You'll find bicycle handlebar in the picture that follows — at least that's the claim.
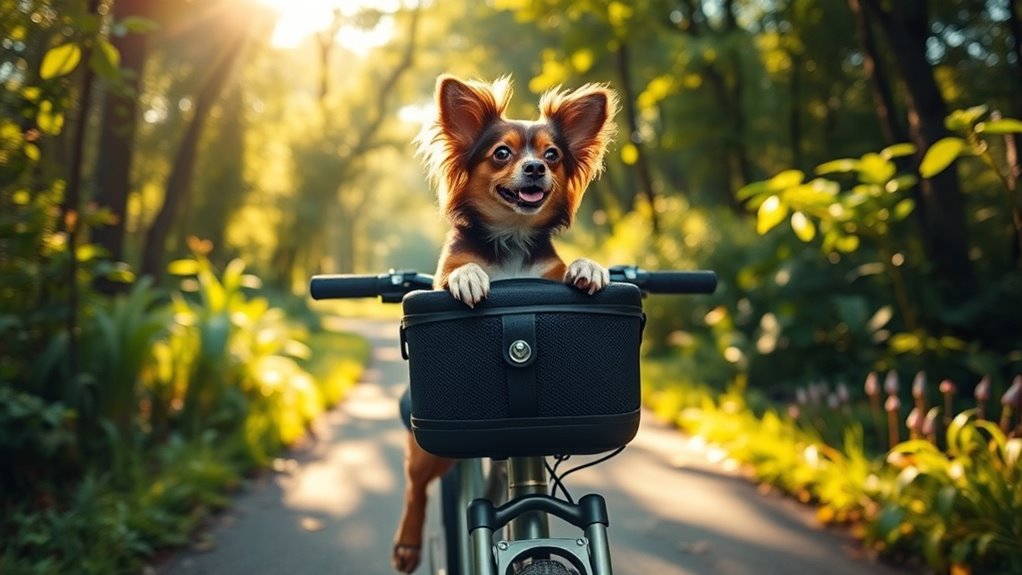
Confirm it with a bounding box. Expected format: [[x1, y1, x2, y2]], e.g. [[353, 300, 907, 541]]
[[309, 266, 716, 302], [309, 270, 434, 303], [607, 266, 717, 294]]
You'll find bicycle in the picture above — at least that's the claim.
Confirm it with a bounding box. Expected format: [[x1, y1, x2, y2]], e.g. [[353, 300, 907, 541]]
[[310, 266, 716, 575]]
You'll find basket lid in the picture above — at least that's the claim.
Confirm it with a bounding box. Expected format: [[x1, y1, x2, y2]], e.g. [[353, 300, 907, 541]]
[[401, 278, 643, 318]]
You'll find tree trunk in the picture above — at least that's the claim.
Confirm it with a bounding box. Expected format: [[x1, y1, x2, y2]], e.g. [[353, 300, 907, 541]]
[[60, 0, 102, 390], [849, 0, 906, 146], [615, 42, 661, 233], [92, 0, 150, 267], [140, 29, 250, 280], [789, 50, 803, 170], [182, 83, 245, 266], [1004, 0, 1022, 262], [864, 0, 975, 300]]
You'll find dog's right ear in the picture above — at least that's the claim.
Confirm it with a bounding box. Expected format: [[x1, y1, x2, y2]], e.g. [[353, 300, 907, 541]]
[[436, 75, 511, 154]]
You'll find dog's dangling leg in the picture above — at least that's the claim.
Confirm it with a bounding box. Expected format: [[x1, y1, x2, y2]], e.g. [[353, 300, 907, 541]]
[[393, 431, 454, 573]]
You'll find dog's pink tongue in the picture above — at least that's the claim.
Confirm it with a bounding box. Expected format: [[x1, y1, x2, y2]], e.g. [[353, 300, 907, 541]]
[[519, 190, 544, 203]]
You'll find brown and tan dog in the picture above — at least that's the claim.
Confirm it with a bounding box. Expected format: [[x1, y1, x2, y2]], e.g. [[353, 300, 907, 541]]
[[393, 75, 618, 573]]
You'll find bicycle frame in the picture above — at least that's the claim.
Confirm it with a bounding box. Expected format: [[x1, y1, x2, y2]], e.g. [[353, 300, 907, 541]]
[[449, 455, 614, 575]]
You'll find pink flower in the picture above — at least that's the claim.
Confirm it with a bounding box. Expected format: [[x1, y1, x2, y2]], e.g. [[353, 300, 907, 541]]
[[865, 372, 879, 397], [912, 371, 926, 399], [884, 370, 900, 395], [885, 395, 901, 412], [922, 407, 941, 436], [939, 379, 956, 395], [1002, 375, 1022, 408], [975, 376, 991, 401], [906, 408, 923, 432]]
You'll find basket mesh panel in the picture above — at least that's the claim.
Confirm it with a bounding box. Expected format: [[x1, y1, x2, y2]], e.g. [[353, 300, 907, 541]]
[[534, 314, 640, 417], [407, 317, 509, 420], [407, 312, 640, 421]]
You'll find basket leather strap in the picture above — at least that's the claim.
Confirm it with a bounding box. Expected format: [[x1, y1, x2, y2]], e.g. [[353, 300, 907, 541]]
[[501, 313, 538, 417]]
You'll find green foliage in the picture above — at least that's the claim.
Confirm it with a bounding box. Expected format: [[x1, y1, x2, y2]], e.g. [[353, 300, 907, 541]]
[[645, 364, 1022, 573], [1, 435, 241, 575], [0, 386, 77, 495], [871, 412, 1022, 573]]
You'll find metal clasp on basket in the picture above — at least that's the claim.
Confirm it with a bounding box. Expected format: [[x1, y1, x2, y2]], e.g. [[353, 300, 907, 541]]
[[508, 339, 532, 364]]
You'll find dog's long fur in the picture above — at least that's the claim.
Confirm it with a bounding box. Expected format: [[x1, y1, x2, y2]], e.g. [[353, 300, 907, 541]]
[[392, 75, 618, 573], [416, 74, 618, 301]]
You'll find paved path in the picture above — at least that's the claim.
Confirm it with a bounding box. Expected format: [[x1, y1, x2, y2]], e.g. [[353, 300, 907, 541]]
[[157, 318, 906, 575]]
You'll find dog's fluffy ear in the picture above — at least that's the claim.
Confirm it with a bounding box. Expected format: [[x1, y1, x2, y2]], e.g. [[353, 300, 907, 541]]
[[417, 75, 512, 205], [540, 85, 618, 190], [436, 75, 512, 155]]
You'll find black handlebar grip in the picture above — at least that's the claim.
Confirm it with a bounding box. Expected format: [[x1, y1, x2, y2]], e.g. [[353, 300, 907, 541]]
[[644, 271, 717, 294], [309, 274, 386, 300]]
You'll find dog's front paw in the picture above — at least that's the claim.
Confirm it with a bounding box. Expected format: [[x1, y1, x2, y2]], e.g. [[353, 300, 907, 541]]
[[565, 258, 609, 295], [447, 263, 490, 308]]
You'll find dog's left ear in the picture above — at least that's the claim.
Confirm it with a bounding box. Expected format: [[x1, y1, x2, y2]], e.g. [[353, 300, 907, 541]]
[[540, 85, 618, 185], [436, 75, 512, 156]]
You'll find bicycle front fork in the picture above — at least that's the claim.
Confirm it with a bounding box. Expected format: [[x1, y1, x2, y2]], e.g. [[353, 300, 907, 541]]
[[468, 493, 614, 575]]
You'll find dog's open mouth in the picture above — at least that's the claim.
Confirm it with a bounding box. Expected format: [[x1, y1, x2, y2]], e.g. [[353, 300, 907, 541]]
[[497, 185, 548, 209]]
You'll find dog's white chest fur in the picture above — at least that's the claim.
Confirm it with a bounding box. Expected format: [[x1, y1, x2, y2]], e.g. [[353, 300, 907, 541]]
[[486, 256, 549, 280], [485, 227, 553, 280]]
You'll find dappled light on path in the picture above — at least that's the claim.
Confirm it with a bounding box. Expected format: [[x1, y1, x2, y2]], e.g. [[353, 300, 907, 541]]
[[336, 374, 402, 421], [278, 435, 396, 516], [160, 319, 901, 575]]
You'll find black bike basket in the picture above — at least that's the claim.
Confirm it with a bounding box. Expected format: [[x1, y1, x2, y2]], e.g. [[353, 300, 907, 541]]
[[400, 279, 645, 459]]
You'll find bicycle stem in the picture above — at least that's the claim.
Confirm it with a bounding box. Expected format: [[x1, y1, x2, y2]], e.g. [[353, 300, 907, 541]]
[[506, 456, 551, 541]]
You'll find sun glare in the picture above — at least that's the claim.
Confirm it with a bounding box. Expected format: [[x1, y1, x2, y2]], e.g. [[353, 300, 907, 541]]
[[257, 0, 404, 53]]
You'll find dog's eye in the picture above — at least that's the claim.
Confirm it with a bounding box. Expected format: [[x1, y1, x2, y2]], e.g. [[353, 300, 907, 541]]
[[543, 148, 560, 162], [493, 146, 512, 162]]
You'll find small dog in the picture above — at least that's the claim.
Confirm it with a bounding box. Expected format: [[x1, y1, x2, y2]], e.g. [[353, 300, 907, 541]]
[[392, 75, 618, 573]]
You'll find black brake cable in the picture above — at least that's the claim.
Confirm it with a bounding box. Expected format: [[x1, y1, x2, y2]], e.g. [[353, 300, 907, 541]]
[[546, 456, 574, 503], [547, 447, 626, 503]]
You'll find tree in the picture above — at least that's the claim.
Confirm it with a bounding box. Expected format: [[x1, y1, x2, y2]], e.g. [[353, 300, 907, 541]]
[[863, 0, 976, 300], [91, 0, 153, 267], [270, 4, 422, 281], [139, 6, 268, 280]]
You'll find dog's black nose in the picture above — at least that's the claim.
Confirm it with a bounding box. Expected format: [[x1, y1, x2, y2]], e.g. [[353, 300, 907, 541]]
[[522, 161, 546, 178]]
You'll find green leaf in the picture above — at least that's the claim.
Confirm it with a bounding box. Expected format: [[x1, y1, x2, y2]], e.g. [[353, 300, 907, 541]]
[[885, 175, 918, 193], [945, 105, 988, 131], [167, 259, 201, 276], [833, 234, 860, 253], [737, 180, 770, 201], [867, 306, 893, 331], [790, 211, 816, 242], [889, 332, 922, 354], [880, 143, 917, 160], [756, 195, 788, 235], [858, 153, 896, 184], [920, 138, 967, 178], [977, 118, 1022, 135], [815, 158, 858, 175], [892, 198, 915, 221], [769, 169, 804, 189], [23, 143, 40, 161], [40, 43, 82, 79], [36, 100, 64, 135], [89, 38, 121, 82]]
